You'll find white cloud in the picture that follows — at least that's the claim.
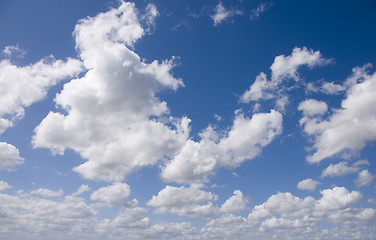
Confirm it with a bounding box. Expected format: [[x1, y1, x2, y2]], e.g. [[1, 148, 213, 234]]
[[211, 2, 242, 26], [240, 47, 331, 104], [250, 2, 274, 20], [33, 2, 189, 182], [355, 169, 375, 187], [0, 52, 82, 135], [301, 65, 376, 163], [147, 184, 219, 218], [30, 188, 64, 198], [321, 161, 359, 178], [72, 184, 91, 196], [0, 142, 23, 170], [298, 99, 328, 117], [90, 183, 131, 206], [161, 110, 282, 184], [297, 178, 320, 191], [2, 45, 26, 58], [316, 187, 362, 211], [0, 181, 11, 191], [220, 190, 248, 213], [247, 186, 363, 231], [327, 208, 376, 223]]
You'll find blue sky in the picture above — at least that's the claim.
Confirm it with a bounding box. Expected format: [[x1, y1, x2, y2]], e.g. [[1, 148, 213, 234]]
[[0, 0, 376, 239]]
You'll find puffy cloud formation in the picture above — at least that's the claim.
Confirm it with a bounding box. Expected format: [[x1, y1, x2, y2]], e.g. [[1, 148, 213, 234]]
[[298, 99, 328, 117], [240, 47, 331, 104], [161, 110, 282, 184], [0, 142, 23, 170], [147, 185, 248, 217], [355, 170, 375, 187], [321, 161, 359, 178], [220, 190, 249, 213], [33, 2, 189, 182], [0, 51, 82, 135], [211, 2, 242, 26], [300, 65, 376, 163], [147, 184, 219, 218], [90, 183, 132, 206], [297, 178, 320, 191]]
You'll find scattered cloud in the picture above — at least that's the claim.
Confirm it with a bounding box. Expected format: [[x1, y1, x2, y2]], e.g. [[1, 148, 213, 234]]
[[211, 2, 242, 26], [161, 110, 282, 184], [355, 170, 375, 187], [300, 65, 376, 163], [90, 183, 132, 206], [0, 142, 23, 170], [297, 178, 320, 191], [250, 2, 274, 20], [220, 190, 249, 213], [72, 184, 91, 196], [321, 161, 359, 178], [240, 47, 331, 107], [0, 181, 11, 191]]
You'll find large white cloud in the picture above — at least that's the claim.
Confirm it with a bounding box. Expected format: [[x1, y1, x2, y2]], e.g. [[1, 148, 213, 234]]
[[161, 110, 282, 184], [33, 2, 189, 182], [300, 65, 376, 163]]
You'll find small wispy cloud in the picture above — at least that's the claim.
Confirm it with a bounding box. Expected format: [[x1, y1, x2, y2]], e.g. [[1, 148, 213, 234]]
[[211, 2, 242, 26], [251, 2, 274, 20]]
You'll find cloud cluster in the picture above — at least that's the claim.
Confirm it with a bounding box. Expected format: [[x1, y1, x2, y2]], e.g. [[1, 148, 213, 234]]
[[300, 65, 376, 163], [33, 2, 189, 182], [240, 47, 331, 111], [147, 185, 248, 218], [161, 110, 282, 184]]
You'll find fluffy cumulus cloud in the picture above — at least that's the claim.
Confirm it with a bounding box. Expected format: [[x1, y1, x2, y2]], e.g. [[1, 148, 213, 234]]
[[147, 184, 219, 217], [201, 187, 375, 240], [147, 185, 249, 217], [300, 65, 376, 163], [33, 2, 190, 182], [220, 190, 249, 213], [161, 110, 282, 184], [297, 178, 320, 191], [355, 170, 375, 187], [90, 183, 132, 206], [240, 47, 331, 104], [211, 2, 242, 26], [0, 142, 23, 170], [0, 51, 82, 135]]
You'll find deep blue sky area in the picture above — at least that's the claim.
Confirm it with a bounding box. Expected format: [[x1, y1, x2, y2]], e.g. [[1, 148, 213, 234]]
[[0, 1, 375, 239]]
